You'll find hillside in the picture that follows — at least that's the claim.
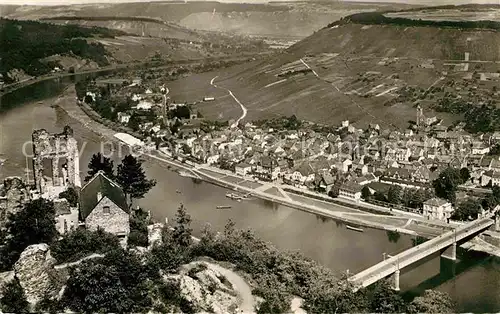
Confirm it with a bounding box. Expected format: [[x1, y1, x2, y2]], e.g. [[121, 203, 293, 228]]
[[0, 18, 125, 81], [2, 1, 420, 38], [178, 8, 500, 130]]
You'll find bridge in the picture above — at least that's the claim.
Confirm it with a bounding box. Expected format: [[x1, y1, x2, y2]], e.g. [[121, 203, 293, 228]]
[[348, 215, 497, 291]]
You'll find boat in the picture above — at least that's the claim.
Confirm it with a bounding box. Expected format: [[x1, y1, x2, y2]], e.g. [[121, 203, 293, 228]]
[[346, 225, 364, 232], [176, 190, 181, 194], [216, 205, 232, 209], [226, 193, 242, 200]]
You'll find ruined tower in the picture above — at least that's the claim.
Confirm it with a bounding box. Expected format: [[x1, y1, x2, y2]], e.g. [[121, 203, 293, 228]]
[[31, 126, 81, 196]]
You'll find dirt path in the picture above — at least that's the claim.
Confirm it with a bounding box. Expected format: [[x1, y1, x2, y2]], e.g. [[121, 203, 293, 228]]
[[206, 262, 255, 313], [210, 76, 247, 128]]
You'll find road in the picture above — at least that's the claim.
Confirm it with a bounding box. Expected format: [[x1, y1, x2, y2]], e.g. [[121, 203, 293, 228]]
[[205, 262, 255, 313], [210, 76, 248, 128]]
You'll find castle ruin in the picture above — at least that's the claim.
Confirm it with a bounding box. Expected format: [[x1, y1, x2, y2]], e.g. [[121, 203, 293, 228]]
[[31, 126, 81, 197]]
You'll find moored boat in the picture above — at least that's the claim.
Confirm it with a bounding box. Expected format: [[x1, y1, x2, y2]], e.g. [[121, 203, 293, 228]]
[[216, 205, 232, 209], [346, 225, 364, 232]]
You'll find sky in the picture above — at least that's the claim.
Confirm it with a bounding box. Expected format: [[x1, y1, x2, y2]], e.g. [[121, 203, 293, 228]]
[[0, 0, 499, 6]]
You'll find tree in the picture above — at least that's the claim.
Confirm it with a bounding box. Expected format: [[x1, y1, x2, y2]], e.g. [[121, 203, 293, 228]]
[[433, 167, 463, 203], [453, 198, 482, 221], [85, 152, 114, 182], [61, 250, 152, 314], [58, 187, 78, 207], [460, 167, 471, 183], [493, 185, 500, 200], [172, 204, 192, 247], [374, 191, 388, 202], [369, 280, 406, 313], [116, 155, 156, 203], [0, 279, 29, 314], [0, 199, 57, 271], [361, 186, 372, 200], [128, 207, 150, 248], [128, 114, 141, 132], [387, 185, 402, 205], [407, 289, 455, 313], [50, 228, 121, 264]]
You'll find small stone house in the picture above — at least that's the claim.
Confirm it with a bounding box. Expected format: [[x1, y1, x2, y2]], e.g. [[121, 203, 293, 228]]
[[79, 171, 130, 241], [54, 198, 79, 235]]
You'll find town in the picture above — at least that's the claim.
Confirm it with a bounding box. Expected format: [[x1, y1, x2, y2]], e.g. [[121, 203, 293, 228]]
[[74, 74, 500, 225]]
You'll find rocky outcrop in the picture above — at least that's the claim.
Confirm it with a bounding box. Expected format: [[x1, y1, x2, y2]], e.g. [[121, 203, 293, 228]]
[[13, 244, 60, 306], [163, 261, 255, 314], [148, 222, 164, 249], [0, 177, 30, 228]]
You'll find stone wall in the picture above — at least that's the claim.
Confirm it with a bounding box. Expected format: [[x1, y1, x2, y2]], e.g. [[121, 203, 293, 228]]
[[85, 196, 130, 236], [31, 126, 81, 195]]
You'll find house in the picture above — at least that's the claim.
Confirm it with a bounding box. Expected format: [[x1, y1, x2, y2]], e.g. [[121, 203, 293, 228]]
[[54, 198, 79, 235], [235, 163, 253, 176], [289, 161, 316, 184], [481, 170, 500, 187], [117, 112, 131, 124], [79, 171, 130, 242], [207, 154, 220, 165], [136, 100, 154, 110], [317, 172, 336, 193], [339, 180, 363, 201], [423, 198, 453, 222], [472, 142, 490, 155], [356, 173, 377, 185], [256, 156, 281, 181]]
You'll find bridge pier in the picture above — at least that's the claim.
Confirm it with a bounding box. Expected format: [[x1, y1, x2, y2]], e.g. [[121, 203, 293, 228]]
[[390, 270, 400, 291], [441, 242, 457, 261], [440, 255, 457, 277]]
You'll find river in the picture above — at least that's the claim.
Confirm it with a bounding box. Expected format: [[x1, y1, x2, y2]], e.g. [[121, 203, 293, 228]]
[[0, 73, 499, 312]]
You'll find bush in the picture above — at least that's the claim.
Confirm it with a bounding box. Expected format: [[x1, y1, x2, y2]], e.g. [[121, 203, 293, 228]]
[[61, 249, 152, 313], [128, 230, 149, 248], [128, 207, 150, 247], [0, 199, 57, 271], [50, 228, 121, 263], [0, 279, 29, 314], [58, 187, 78, 207]]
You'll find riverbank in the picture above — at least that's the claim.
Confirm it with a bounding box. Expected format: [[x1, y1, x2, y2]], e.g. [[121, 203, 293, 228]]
[[54, 86, 441, 236], [54, 84, 500, 261]]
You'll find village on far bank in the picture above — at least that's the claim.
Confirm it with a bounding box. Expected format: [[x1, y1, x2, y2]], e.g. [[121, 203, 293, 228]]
[[69, 75, 500, 225]]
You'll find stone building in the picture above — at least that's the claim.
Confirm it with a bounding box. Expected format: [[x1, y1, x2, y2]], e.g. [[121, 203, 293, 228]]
[[339, 180, 363, 201], [31, 126, 81, 198], [0, 177, 30, 228], [79, 171, 130, 242], [53, 198, 79, 235], [423, 198, 453, 222]]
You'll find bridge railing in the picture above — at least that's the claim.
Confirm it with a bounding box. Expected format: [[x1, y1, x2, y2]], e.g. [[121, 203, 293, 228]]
[[349, 218, 494, 284]]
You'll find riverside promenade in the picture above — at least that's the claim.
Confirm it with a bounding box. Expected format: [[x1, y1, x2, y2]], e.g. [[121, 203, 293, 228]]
[[56, 86, 500, 254]]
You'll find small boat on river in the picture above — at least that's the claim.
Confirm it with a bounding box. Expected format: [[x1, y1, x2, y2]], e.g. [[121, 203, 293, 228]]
[[216, 205, 232, 209], [346, 225, 364, 232]]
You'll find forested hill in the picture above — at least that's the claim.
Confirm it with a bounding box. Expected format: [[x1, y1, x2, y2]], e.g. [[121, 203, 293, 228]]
[[0, 18, 125, 79], [328, 11, 500, 31]]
